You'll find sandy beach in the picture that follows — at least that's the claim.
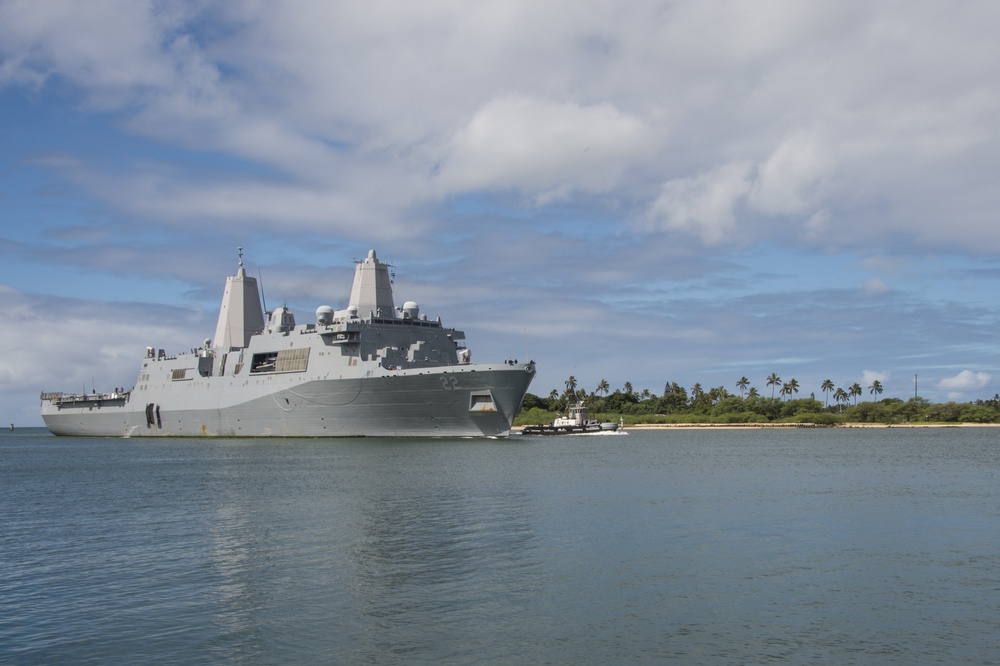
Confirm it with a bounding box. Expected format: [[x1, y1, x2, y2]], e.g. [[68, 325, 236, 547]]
[[620, 422, 1000, 429], [516, 422, 1000, 431]]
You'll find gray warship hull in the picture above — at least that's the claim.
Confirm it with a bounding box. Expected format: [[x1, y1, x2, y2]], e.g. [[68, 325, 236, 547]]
[[41, 249, 535, 438]]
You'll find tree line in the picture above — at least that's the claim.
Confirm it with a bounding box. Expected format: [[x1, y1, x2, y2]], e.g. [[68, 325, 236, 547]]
[[514, 375, 1000, 426]]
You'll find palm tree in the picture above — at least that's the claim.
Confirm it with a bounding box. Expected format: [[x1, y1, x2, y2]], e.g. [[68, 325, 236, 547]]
[[779, 381, 799, 400], [736, 376, 749, 397], [849, 382, 862, 405], [565, 375, 577, 396], [708, 386, 725, 404], [623, 381, 634, 398], [821, 379, 835, 407], [869, 379, 883, 399], [748, 387, 759, 398], [596, 379, 610, 396], [766, 373, 781, 398], [834, 387, 848, 412]]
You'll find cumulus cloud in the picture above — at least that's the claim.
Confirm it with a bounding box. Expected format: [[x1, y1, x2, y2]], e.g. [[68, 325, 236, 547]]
[[436, 94, 648, 202], [862, 278, 889, 295], [0, 0, 192, 93], [748, 131, 831, 216], [802, 209, 832, 242], [3, 1, 1000, 251], [861, 370, 889, 392], [641, 131, 835, 245], [862, 369, 888, 383], [642, 162, 753, 244], [938, 370, 992, 391], [1, 286, 210, 424]]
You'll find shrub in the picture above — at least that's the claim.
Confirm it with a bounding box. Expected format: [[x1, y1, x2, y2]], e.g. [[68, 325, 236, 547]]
[[791, 412, 843, 426], [514, 407, 560, 426]]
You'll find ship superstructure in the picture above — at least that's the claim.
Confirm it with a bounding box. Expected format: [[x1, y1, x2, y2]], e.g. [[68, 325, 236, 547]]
[[41, 249, 535, 437]]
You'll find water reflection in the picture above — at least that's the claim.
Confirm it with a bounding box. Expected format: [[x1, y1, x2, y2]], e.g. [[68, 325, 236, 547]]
[[189, 439, 543, 662], [347, 447, 540, 661]]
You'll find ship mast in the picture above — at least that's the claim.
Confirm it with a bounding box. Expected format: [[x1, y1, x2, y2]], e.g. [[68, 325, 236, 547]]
[[212, 247, 265, 350], [348, 249, 396, 319]]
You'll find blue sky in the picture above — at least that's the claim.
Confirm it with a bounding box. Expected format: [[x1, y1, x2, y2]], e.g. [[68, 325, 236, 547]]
[[3, 1, 1000, 425]]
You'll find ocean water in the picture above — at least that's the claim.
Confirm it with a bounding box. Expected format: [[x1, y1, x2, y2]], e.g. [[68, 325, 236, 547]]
[[2, 426, 999, 665]]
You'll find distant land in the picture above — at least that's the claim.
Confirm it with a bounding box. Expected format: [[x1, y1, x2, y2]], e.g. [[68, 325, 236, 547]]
[[514, 378, 1000, 427]]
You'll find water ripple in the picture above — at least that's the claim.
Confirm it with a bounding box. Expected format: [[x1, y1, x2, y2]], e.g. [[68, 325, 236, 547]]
[[2, 429, 1000, 663]]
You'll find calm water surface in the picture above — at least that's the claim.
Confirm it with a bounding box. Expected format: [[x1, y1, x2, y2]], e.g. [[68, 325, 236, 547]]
[[2, 426, 999, 664]]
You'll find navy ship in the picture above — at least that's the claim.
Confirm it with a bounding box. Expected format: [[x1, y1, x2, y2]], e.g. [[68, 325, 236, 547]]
[[41, 249, 535, 437]]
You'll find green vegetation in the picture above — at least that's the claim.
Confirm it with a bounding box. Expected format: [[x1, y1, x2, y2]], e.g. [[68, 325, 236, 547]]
[[514, 376, 1000, 427]]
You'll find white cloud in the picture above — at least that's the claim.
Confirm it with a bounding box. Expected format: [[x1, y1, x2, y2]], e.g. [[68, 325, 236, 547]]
[[4, 1, 1000, 252], [436, 94, 648, 201], [862, 370, 889, 385], [1, 286, 209, 425], [803, 209, 832, 242], [938, 370, 992, 391], [642, 162, 753, 244], [862, 278, 889, 295], [748, 131, 831, 216], [0, 0, 186, 92]]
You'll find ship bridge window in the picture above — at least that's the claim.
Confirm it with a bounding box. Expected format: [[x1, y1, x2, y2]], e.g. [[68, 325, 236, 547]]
[[250, 348, 310, 374]]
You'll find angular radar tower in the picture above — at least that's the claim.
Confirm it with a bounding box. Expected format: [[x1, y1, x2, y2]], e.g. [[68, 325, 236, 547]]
[[348, 249, 396, 319], [213, 247, 265, 350]]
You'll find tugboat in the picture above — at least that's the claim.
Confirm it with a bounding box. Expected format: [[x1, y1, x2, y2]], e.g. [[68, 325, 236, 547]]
[[521, 401, 621, 435]]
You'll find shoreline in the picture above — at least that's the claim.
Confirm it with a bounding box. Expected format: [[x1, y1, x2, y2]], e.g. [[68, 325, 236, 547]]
[[625, 422, 1000, 429], [515, 422, 1000, 431]]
